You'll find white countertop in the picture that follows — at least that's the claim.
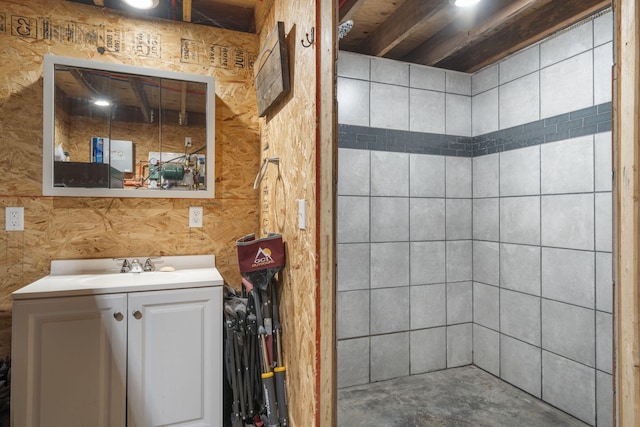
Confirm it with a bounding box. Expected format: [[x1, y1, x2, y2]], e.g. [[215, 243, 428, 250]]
[[13, 255, 224, 300]]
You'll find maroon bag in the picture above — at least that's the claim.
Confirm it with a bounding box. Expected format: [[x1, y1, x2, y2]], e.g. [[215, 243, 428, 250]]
[[236, 233, 285, 274]]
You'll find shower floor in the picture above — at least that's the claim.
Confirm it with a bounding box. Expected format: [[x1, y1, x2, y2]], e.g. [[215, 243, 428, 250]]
[[337, 366, 588, 426]]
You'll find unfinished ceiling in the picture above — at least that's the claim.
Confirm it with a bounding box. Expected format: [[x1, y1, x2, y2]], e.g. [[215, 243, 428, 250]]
[[70, 0, 612, 72], [68, 0, 257, 33], [339, 0, 612, 72]]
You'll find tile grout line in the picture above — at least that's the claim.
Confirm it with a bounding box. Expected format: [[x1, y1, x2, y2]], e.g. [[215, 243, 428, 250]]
[[368, 148, 372, 384], [444, 156, 448, 369], [497, 148, 502, 379], [539, 141, 545, 399], [592, 124, 599, 422]]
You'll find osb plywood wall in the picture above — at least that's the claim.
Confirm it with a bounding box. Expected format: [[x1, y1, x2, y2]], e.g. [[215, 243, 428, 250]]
[[0, 0, 260, 356], [254, 0, 324, 425]]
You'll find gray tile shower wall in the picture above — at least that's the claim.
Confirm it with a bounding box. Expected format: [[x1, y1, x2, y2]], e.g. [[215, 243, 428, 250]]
[[337, 9, 613, 427], [472, 131, 613, 426], [337, 148, 474, 386]]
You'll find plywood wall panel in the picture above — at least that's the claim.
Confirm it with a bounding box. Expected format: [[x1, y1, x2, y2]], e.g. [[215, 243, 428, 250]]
[[0, 0, 260, 356], [254, 0, 325, 424], [0, 128, 43, 196]]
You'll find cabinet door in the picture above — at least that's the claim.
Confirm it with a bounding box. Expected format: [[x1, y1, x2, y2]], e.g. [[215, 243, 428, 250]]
[[11, 294, 127, 427], [127, 286, 222, 427]]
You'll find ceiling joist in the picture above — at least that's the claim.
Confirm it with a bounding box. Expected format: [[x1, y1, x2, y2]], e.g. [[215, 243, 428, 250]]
[[403, 0, 546, 67], [69, 69, 99, 95], [433, 0, 611, 71], [359, 0, 448, 57], [180, 81, 188, 125], [182, 0, 192, 22], [339, 0, 367, 23], [128, 77, 152, 123]]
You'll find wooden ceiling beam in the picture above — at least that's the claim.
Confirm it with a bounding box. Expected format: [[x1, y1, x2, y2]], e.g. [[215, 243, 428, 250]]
[[339, 0, 367, 23], [180, 81, 188, 126], [128, 77, 152, 123], [190, 1, 255, 32], [182, 0, 192, 22], [403, 0, 545, 66], [409, 0, 611, 72], [455, 0, 611, 72], [69, 69, 99, 96], [359, 0, 448, 57]]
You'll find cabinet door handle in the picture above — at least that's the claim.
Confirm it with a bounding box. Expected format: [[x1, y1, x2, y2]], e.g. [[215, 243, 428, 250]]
[[113, 312, 124, 321], [133, 310, 143, 320]]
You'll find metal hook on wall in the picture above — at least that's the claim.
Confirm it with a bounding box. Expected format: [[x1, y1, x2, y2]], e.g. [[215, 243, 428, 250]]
[[301, 27, 315, 48]]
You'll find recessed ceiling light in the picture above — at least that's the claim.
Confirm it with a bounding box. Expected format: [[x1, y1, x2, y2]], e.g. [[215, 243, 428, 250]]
[[122, 0, 159, 10], [94, 99, 111, 107], [450, 0, 481, 7]]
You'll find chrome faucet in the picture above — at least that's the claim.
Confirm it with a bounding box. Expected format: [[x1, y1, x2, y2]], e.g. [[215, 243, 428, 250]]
[[116, 257, 158, 273]]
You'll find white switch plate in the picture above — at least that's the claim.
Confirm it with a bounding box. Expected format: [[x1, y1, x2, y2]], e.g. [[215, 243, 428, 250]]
[[298, 199, 306, 230], [6, 207, 24, 231], [189, 206, 203, 228]]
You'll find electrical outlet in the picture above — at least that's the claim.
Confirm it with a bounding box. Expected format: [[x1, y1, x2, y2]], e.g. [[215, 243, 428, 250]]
[[6, 207, 24, 231], [189, 206, 203, 228], [185, 137, 192, 147]]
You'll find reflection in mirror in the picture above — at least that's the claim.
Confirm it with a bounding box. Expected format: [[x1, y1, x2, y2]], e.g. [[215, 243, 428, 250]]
[[43, 55, 215, 198]]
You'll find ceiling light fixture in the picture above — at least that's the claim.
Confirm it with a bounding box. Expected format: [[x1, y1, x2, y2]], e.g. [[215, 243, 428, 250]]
[[122, 0, 159, 10], [94, 99, 111, 107], [450, 0, 481, 7]]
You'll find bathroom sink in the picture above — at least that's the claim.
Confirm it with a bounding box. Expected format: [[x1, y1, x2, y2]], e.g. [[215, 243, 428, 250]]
[[13, 255, 223, 300], [74, 269, 213, 287]]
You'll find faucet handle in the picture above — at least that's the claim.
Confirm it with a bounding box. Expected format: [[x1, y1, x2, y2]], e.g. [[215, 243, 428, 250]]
[[118, 259, 131, 273], [143, 258, 156, 272]]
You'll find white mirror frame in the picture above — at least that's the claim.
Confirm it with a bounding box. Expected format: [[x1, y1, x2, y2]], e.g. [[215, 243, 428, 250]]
[[42, 54, 215, 198]]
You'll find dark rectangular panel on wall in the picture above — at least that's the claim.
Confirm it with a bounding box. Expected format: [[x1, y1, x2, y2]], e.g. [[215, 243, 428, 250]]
[[254, 21, 290, 117]]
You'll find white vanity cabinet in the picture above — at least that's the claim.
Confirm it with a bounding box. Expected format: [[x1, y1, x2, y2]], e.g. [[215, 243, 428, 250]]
[[127, 287, 221, 427], [12, 293, 128, 426], [11, 256, 223, 427]]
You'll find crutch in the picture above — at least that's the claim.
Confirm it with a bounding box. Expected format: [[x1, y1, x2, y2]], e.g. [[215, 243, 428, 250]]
[[271, 281, 289, 426], [224, 307, 243, 427], [233, 300, 249, 421], [252, 287, 280, 427]]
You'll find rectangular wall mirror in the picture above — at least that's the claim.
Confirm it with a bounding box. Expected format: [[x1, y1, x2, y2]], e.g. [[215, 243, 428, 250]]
[[43, 54, 215, 198]]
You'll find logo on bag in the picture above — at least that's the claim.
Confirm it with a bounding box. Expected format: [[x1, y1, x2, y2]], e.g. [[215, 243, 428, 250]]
[[253, 247, 275, 268]]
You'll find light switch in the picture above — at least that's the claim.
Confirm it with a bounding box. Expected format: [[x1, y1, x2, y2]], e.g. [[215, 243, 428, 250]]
[[298, 199, 306, 230]]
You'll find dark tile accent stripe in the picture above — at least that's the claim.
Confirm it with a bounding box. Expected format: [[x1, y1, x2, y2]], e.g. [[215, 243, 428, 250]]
[[474, 102, 612, 156], [338, 102, 612, 158], [338, 124, 474, 157]]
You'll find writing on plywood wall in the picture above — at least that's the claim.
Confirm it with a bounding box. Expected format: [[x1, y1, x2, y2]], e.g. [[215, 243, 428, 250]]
[[0, 9, 256, 72]]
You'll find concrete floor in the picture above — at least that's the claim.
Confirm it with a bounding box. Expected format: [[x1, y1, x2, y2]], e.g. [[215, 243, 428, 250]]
[[337, 366, 588, 427]]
